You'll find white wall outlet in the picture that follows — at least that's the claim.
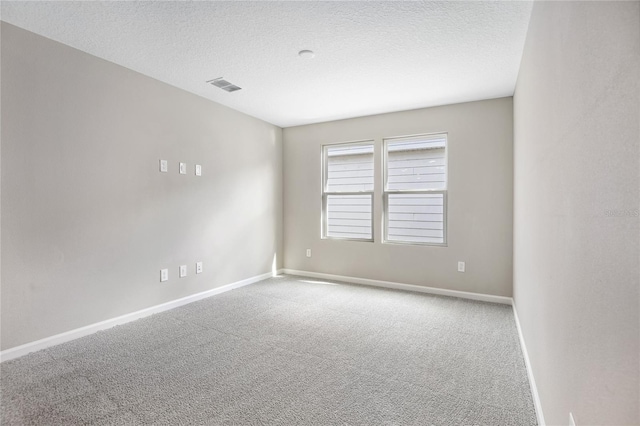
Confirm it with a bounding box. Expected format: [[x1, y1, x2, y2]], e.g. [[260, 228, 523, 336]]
[[159, 159, 168, 173], [179, 265, 187, 278], [195, 165, 202, 176], [306, 249, 312, 258], [179, 162, 186, 174], [160, 268, 169, 282], [457, 261, 466, 272], [569, 413, 576, 426], [196, 262, 203, 274]]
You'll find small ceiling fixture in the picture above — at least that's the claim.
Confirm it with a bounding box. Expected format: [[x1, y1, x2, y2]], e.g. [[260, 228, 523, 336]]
[[298, 50, 315, 59], [206, 77, 241, 92]]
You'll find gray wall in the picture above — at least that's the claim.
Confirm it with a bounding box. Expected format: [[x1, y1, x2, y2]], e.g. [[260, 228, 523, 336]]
[[1, 23, 283, 351], [283, 98, 514, 297], [513, 2, 639, 425]]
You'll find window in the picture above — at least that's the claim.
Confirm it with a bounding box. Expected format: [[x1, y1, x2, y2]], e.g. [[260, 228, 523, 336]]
[[322, 141, 374, 241], [383, 134, 447, 245]]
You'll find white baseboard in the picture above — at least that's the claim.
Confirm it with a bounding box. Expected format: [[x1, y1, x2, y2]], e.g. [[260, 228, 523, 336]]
[[512, 302, 546, 426], [0, 270, 283, 363], [281, 269, 512, 305]]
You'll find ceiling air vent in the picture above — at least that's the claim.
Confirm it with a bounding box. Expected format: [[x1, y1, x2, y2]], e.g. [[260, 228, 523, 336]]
[[206, 77, 242, 92]]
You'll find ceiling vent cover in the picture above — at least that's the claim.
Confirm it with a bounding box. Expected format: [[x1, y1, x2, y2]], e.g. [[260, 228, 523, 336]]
[[206, 77, 242, 92]]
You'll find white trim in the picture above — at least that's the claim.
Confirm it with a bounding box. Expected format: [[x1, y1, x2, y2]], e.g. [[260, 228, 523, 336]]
[[512, 302, 546, 426], [0, 270, 283, 363], [281, 269, 512, 305]]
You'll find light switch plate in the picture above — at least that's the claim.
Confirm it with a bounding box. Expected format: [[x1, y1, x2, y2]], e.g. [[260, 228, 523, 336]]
[[179, 265, 187, 278], [457, 261, 465, 272], [159, 160, 168, 173], [306, 249, 312, 258], [196, 262, 203, 274], [195, 165, 202, 176], [179, 163, 186, 174], [160, 269, 169, 282]]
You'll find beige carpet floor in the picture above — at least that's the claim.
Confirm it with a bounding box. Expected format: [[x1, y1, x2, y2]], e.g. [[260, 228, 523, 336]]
[[1, 274, 537, 425]]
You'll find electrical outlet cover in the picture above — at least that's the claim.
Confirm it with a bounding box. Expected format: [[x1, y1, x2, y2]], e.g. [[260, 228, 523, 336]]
[[160, 269, 169, 282], [195, 165, 202, 176], [196, 262, 203, 274], [159, 160, 168, 173], [179, 162, 186, 174], [179, 265, 187, 278]]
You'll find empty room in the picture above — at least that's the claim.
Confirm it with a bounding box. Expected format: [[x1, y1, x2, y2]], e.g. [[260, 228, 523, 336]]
[[1, 1, 638, 425]]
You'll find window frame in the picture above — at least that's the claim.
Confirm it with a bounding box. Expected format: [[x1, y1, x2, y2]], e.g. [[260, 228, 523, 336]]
[[321, 140, 375, 242], [382, 133, 448, 247]]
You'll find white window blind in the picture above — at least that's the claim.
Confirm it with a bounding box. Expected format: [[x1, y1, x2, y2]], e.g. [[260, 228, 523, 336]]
[[384, 134, 447, 245], [323, 142, 374, 241]]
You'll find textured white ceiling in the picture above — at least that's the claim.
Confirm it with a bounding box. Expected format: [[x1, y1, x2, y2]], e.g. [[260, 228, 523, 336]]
[[1, 1, 533, 127]]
